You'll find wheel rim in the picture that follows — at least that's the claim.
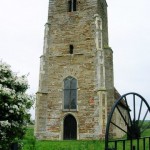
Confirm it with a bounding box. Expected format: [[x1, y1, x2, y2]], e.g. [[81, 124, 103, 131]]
[[105, 92, 150, 149]]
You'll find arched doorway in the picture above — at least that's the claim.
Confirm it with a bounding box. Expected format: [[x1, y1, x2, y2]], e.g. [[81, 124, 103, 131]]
[[63, 114, 77, 140]]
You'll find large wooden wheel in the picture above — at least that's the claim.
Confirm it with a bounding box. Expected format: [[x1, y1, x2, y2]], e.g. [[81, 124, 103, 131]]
[[105, 92, 150, 150]]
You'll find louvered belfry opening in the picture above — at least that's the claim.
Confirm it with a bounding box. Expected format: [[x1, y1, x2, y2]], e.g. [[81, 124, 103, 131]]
[[63, 114, 77, 140], [68, 0, 77, 12]]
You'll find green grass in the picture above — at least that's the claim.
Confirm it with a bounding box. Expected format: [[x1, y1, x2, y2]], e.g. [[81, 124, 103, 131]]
[[35, 140, 104, 150], [22, 126, 150, 150], [22, 127, 104, 150], [22, 126, 36, 150]]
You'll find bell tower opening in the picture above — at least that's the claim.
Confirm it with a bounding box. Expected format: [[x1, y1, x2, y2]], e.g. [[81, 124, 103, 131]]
[[68, 0, 77, 12], [63, 114, 77, 140]]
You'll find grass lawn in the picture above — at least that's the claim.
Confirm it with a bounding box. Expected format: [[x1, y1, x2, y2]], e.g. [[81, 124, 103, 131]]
[[35, 140, 104, 150], [22, 127, 104, 150], [22, 126, 150, 150]]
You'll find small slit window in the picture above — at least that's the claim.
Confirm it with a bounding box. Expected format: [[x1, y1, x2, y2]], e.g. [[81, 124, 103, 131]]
[[69, 45, 74, 54], [68, 0, 77, 12]]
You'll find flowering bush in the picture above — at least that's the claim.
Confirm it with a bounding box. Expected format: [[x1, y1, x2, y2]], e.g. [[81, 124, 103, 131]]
[[0, 61, 34, 149]]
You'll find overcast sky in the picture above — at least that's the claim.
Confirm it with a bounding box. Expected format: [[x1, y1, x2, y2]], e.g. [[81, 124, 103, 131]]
[[0, 0, 150, 119]]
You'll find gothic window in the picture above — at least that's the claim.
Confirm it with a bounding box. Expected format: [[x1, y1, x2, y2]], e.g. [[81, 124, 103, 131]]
[[68, 0, 77, 12], [64, 76, 77, 110]]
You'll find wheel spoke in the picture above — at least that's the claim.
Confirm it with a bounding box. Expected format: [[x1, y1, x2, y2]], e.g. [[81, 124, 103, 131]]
[[139, 109, 149, 129], [133, 94, 136, 122], [137, 99, 143, 124], [124, 96, 132, 126], [141, 124, 150, 134], [116, 106, 132, 134], [111, 121, 128, 135]]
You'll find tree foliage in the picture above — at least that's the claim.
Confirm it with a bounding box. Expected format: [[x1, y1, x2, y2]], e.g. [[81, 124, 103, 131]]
[[0, 61, 34, 149]]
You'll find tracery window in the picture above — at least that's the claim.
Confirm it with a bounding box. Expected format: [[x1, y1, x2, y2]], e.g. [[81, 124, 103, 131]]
[[64, 76, 77, 110], [68, 0, 77, 12]]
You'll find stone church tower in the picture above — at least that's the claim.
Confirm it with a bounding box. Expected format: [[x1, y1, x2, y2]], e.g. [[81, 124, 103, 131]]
[[35, 0, 115, 140]]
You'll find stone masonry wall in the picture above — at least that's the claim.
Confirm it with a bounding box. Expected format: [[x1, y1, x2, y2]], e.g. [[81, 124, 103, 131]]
[[35, 0, 115, 140]]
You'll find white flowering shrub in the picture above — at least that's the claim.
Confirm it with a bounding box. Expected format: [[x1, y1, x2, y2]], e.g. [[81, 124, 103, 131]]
[[0, 61, 34, 149]]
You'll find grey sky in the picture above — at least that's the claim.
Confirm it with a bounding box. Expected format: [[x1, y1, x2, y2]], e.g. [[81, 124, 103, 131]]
[[108, 0, 150, 97], [0, 0, 150, 119]]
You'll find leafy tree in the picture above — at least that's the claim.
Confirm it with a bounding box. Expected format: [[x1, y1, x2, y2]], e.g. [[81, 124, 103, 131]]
[[0, 61, 34, 149]]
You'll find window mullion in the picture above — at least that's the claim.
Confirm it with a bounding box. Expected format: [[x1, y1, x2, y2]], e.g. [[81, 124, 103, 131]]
[[69, 79, 72, 110], [71, 0, 74, 12]]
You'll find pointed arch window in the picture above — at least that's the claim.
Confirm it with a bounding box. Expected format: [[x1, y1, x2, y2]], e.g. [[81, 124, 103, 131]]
[[64, 76, 77, 110], [68, 0, 77, 12]]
